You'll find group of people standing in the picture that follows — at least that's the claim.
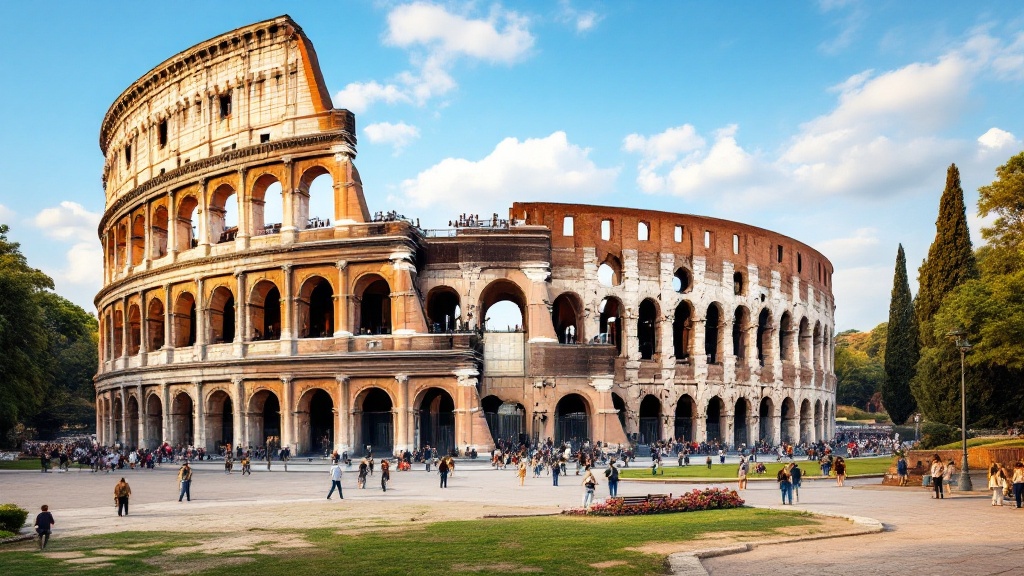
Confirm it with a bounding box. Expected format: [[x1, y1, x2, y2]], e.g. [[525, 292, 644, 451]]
[[986, 460, 1024, 508]]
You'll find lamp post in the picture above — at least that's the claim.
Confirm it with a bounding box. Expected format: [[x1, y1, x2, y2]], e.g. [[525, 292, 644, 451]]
[[914, 413, 920, 444], [947, 328, 973, 491]]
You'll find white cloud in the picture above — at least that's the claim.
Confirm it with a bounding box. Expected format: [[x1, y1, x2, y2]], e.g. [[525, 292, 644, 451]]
[[33, 201, 100, 243], [977, 127, 1017, 149], [832, 265, 892, 330], [0, 203, 13, 222], [814, 228, 880, 266], [336, 2, 535, 113], [557, 1, 603, 33], [364, 121, 421, 154], [60, 242, 103, 286], [397, 131, 618, 219]]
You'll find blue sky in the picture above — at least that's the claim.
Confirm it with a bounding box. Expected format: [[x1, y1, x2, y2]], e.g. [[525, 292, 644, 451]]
[[1, 1, 1022, 331]]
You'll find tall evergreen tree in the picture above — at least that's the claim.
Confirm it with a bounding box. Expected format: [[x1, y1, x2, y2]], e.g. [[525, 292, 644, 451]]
[[882, 244, 918, 424]]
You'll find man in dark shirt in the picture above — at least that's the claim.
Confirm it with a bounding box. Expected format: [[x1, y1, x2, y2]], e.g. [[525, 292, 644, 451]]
[[34, 505, 55, 550]]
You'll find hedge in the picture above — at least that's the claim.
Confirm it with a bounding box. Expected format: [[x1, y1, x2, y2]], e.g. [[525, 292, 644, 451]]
[[0, 504, 28, 533]]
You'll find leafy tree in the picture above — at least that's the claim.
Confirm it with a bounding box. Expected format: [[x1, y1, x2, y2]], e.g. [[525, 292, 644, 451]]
[[882, 245, 918, 425], [835, 329, 885, 409], [0, 224, 54, 446]]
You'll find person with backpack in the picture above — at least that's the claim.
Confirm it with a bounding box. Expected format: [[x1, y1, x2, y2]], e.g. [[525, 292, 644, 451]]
[[777, 465, 793, 505], [604, 459, 619, 497]]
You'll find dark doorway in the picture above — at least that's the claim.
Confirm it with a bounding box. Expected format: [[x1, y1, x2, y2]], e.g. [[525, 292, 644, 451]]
[[309, 389, 334, 456], [419, 388, 455, 455], [675, 396, 694, 441], [555, 394, 589, 448], [361, 388, 394, 454], [637, 299, 657, 360], [638, 395, 662, 444]]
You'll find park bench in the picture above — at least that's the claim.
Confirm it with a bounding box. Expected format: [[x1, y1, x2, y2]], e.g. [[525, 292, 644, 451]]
[[617, 493, 672, 506]]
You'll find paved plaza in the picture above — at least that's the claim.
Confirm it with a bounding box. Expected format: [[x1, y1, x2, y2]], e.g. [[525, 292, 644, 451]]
[[1, 459, 1020, 575]]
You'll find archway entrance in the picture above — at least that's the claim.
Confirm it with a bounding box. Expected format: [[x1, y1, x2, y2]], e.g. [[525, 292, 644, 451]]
[[781, 398, 796, 444], [205, 390, 234, 452], [599, 297, 623, 353], [637, 299, 658, 360], [426, 287, 461, 332], [248, 390, 281, 448], [555, 394, 589, 448], [675, 395, 695, 441], [418, 388, 455, 455], [759, 398, 774, 444], [357, 276, 392, 334], [706, 396, 724, 443], [125, 396, 139, 448], [734, 398, 749, 448], [171, 393, 194, 447], [481, 395, 524, 445], [800, 399, 812, 444], [551, 293, 583, 344], [638, 395, 661, 444], [305, 389, 334, 456], [145, 394, 162, 449], [360, 388, 394, 454]]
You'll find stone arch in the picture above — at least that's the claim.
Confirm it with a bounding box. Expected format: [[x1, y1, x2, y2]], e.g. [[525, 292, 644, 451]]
[[799, 317, 812, 368], [479, 279, 526, 333], [356, 387, 394, 454], [204, 389, 234, 451], [674, 394, 696, 441], [208, 285, 235, 344], [297, 275, 334, 338], [296, 165, 333, 230], [147, 298, 165, 350], [248, 389, 281, 447], [112, 308, 124, 358], [814, 399, 823, 442], [673, 301, 694, 360], [127, 303, 142, 355], [637, 298, 660, 360], [800, 398, 812, 444], [551, 291, 583, 344], [251, 173, 283, 234], [672, 267, 692, 293], [759, 397, 775, 444], [114, 221, 128, 267], [705, 395, 725, 443], [130, 214, 145, 266], [597, 253, 622, 287], [638, 394, 662, 444], [171, 391, 195, 446], [599, 297, 623, 354], [208, 183, 238, 244], [780, 397, 797, 444], [125, 394, 140, 448], [756, 308, 772, 366], [113, 394, 124, 444], [555, 393, 590, 447], [417, 387, 456, 455], [145, 393, 162, 448], [733, 306, 750, 363], [249, 279, 282, 340], [733, 271, 745, 295], [426, 286, 461, 333], [779, 312, 795, 364], [354, 273, 391, 335], [734, 397, 750, 448], [296, 387, 334, 455], [151, 204, 169, 259], [175, 193, 199, 252], [705, 302, 724, 364]]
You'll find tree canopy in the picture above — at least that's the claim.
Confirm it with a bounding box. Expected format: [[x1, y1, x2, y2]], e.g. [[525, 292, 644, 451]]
[[882, 244, 918, 425]]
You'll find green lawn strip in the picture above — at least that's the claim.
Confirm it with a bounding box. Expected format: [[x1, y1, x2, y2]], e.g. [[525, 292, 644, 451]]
[[0, 531, 204, 576], [0, 509, 813, 576], [0, 460, 54, 471], [934, 437, 1024, 450], [619, 455, 894, 480]]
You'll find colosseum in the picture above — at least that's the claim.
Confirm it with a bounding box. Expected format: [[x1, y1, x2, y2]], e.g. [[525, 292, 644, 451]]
[[94, 15, 837, 457]]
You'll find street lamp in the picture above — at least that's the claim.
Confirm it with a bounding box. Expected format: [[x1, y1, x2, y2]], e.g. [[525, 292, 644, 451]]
[[914, 413, 920, 444], [947, 328, 973, 491]]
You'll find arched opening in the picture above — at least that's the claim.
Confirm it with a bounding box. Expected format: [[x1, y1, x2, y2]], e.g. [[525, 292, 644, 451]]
[[147, 298, 165, 350], [672, 267, 692, 293], [637, 298, 659, 360], [706, 396, 725, 443], [799, 317, 812, 368], [151, 205, 168, 259], [480, 279, 526, 332], [705, 303, 723, 364], [673, 301, 693, 361], [113, 398, 124, 444], [209, 184, 238, 244], [355, 275, 391, 335], [125, 395, 139, 448], [597, 254, 622, 287], [825, 400, 832, 440], [112, 309, 124, 357], [482, 395, 525, 445], [814, 399, 823, 441], [171, 392, 194, 446], [299, 389, 334, 456], [176, 195, 199, 252], [418, 388, 456, 455], [130, 215, 145, 266], [297, 168, 333, 230], [298, 276, 334, 338], [555, 393, 589, 448], [127, 304, 141, 355], [813, 322, 823, 373], [638, 395, 662, 444], [756, 308, 771, 367], [248, 390, 281, 447], [249, 280, 281, 340], [733, 306, 749, 363], [779, 312, 794, 364], [208, 286, 235, 344], [637, 221, 649, 241], [360, 388, 393, 454], [599, 297, 623, 354], [251, 174, 283, 235], [733, 271, 744, 295], [426, 287, 461, 333], [759, 397, 774, 444], [145, 394, 162, 449], [675, 395, 695, 441], [734, 398, 749, 448], [205, 390, 234, 451], [551, 292, 583, 344], [612, 393, 627, 430], [800, 399, 812, 444], [781, 398, 796, 444], [115, 223, 127, 268]]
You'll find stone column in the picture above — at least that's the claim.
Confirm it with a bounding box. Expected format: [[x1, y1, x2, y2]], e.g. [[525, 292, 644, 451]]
[[281, 376, 294, 452], [167, 189, 178, 261], [336, 376, 350, 454], [523, 263, 556, 342], [390, 252, 424, 334], [121, 296, 130, 359], [143, 200, 152, 268], [195, 277, 207, 360], [234, 270, 247, 357], [95, 393, 103, 445], [771, 406, 782, 446], [232, 377, 244, 450], [235, 168, 250, 250], [194, 381, 205, 450], [279, 158, 297, 244], [197, 178, 211, 254], [160, 383, 170, 445], [137, 384, 146, 448], [334, 260, 351, 336], [394, 374, 409, 453], [118, 386, 127, 444], [280, 265, 295, 355]]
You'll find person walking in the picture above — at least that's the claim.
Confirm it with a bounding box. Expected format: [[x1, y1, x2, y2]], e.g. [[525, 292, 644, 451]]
[[896, 455, 909, 486], [114, 477, 132, 516], [380, 458, 390, 492], [241, 454, 251, 476], [604, 459, 619, 498], [943, 460, 956, 496], [357, 458, 368, 489], [438, 456, 450, 488], [790, 462, 802, 503], [834, 456, 847, 487], [177, 462, 193, 502], [930, 455, 945, 499], [517, 460, 527, 486], [777, 465, 793, 505], [988, 463, 1006, 506], [33, 505, 55, 550], [1012, 461, 1024, 508], [552, 458, 561, 486], [581, 466, 599, 509], [737, 457, 748, 490], [327, 461, 344, 499]]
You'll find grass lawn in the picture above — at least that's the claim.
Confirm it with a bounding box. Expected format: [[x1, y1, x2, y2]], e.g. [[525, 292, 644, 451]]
[[0, 460, 49, 471], [934, 437, 1024, 450], [0, 508, 814, 575], [619, 455, 894, 480]]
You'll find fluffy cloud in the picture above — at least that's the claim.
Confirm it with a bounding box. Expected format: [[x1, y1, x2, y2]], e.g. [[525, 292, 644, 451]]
[[60, 242, 103, 285], [557, 0, 603, 33], [977, 127, 1017, 150], [335, 3, 534, 112], [814, 228, 880, 267], [0, 203, 13, 222], [396, 131, 618, 220], [33, 201, 100, 243], [364, 121, 421, 154]]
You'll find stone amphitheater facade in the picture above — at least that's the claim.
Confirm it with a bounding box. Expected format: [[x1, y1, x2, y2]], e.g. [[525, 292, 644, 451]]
[[94, 15, 836, 456]]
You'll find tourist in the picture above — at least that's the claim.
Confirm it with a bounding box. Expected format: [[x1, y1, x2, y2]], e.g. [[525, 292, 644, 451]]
[[834, 456, 847, 487], [114, 477, 131, 516], [706, 455, 713, 470], [988, 463, 1005, 506], [517, 460, 527, 486], [438, 456, 451, 488], [1012, 461, 1024, 508], [896, 455, 909, 486], [929, 455, 945, 499], [552, 458, 561, 486], [327, 461, 344, 499], [790, 462, 802, 502], [777, 465, 793, 505], [737, 457, 748, 490], [605, 459, 619, 497], [241, 454, 251, 476], [33, 505, 55, 550], [357, 458, 368, 489], [380, 458, 390, 492], [177, 462, 192, 502], [581, 466, 598, 509], [943, 460, 956, 496]]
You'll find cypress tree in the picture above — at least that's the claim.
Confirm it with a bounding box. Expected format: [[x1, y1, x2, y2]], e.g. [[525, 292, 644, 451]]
[[882, 244, 918, 424]]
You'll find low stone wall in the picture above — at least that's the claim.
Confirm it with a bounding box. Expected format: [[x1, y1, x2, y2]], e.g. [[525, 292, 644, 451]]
[[881, 445, 1024, 485]]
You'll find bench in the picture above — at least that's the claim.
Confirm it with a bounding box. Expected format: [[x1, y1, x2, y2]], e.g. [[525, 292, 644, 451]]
[[618, 493, 672, 506]]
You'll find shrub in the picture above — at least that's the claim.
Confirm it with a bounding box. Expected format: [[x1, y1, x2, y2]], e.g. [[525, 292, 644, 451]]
[[918, 422, 962, 449], [563, 488, 745, 517], [0, 504, 28, 533], [0, 529, 15, 539]]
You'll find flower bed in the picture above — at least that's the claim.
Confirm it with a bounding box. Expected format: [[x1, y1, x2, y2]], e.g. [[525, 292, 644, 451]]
[[563, 488, 745, 516]]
